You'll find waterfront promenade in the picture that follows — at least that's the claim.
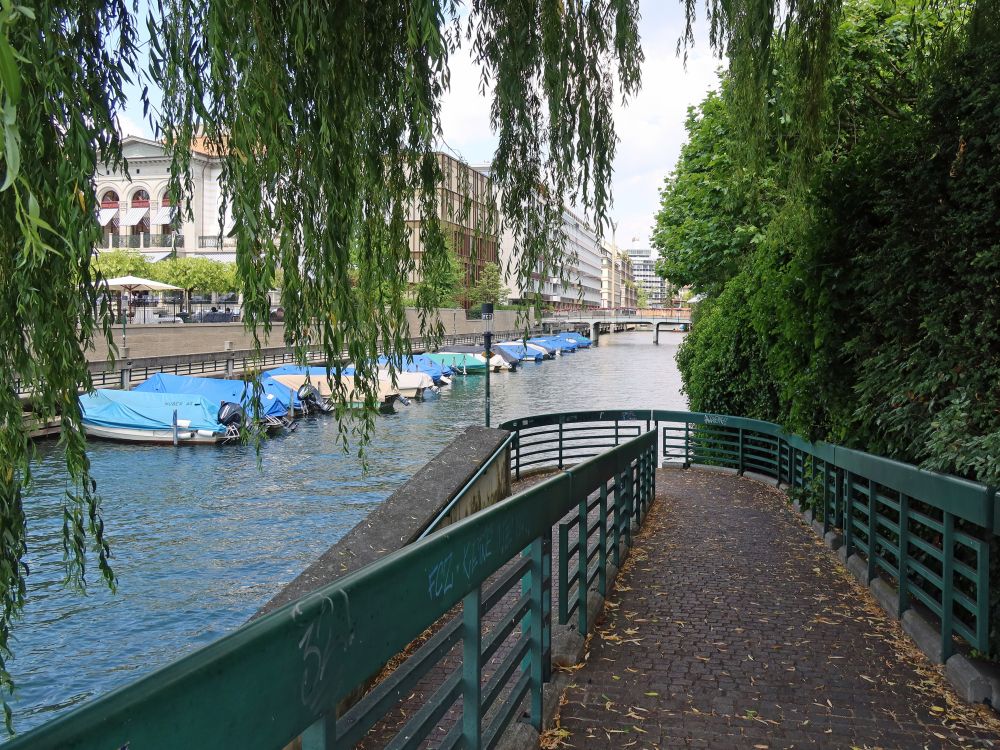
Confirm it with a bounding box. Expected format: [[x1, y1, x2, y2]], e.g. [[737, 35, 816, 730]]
[[554, 468, 1000, 748]]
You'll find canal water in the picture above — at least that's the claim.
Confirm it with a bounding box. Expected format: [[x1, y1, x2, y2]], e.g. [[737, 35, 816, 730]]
[[13, 330, 686, 733]]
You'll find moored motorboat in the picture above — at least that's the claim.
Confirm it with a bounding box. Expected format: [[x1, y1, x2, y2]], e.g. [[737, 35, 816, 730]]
[[134, 372, 292, 427], [560, 331, 592, 348], [263, 370, 400, 412], [345, 362, 439, 399], [435, 344, 519, 371], [376, 354, 452, 386], [79, 389, 236, 444], [423, 352, 488, 374], [495, 342, 545, 362]]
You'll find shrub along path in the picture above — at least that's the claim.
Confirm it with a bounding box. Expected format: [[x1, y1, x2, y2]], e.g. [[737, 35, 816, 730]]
[[550, 468, 1000, 749]]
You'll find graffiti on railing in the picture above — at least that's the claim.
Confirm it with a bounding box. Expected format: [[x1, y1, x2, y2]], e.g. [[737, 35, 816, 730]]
[[703, 414, 729, 426]]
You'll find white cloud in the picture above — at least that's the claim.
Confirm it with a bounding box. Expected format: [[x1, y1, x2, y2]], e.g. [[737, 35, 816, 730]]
[[116, 112, 152, 139], [438, 2, 721, 247]]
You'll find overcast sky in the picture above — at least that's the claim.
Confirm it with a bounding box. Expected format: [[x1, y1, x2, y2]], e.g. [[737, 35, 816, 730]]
[[117, 2, 721, 250]]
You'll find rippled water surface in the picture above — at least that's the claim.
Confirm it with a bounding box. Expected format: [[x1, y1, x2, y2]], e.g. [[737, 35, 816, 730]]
[[13, 330, 687, 732]]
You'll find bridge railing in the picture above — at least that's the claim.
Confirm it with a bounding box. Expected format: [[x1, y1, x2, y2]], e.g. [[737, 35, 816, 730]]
[[10, 419, 657, 750], [501, 409, 997, 662], [540, 308, 692, 320]]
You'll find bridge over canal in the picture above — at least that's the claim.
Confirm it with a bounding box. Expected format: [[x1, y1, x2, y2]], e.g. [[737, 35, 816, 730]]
[[10, 410, 1000, 749], [541, 309, 691, 343]]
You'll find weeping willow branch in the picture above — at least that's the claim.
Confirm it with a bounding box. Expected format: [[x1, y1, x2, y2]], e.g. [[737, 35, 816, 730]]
[[0, 0, 643, 730]]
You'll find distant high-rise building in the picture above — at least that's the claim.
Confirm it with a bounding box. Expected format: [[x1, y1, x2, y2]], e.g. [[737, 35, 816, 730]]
[[602, 244, 637, 310], [626, 248, 667, 307]]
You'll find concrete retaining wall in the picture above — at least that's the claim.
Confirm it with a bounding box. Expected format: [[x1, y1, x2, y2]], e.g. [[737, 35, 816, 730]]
[[88, 308, 534, 362], [255, 425, 513, 619]]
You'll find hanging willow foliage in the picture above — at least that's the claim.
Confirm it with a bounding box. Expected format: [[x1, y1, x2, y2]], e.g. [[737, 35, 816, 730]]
[[0, 0, 644, 728]]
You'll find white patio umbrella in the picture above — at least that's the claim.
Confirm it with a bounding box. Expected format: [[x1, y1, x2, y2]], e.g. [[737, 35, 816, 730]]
[[102, 275, 181, 349]]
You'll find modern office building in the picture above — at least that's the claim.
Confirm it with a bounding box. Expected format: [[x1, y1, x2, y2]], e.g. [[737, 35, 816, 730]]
[[473, 162, 604, 310], [407, 152, 499, 298], [602, 243, 637, 310], [625, 247, 668, 307], [94, 136, 234, 262]]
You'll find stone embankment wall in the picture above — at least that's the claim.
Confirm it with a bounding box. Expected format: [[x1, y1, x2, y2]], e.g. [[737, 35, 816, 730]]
[[87, 308, 534, 361], [255, 425, 512, 618]]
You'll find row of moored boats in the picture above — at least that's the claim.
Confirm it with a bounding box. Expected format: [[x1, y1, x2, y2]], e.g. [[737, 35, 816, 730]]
[[78, 332, 592, 445]]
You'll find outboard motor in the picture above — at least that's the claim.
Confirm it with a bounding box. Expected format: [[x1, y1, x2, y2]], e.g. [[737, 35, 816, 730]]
[[217, 401, 245, 439], [297, 383, 332, 414], [218, 401, 245, 428]]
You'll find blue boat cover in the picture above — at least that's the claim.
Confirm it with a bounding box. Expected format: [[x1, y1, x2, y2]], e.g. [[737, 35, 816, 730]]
[[345, 355, 452, 382], [260, 365, 329, 410], [135, 373, 290, 418], [495, 343, 544, 361], [561, 332, 592, 347], [80, 390, 225, 433], [548, 335, 580, 351], [529, 337, 577, 352], [526, 338, 558, 353]]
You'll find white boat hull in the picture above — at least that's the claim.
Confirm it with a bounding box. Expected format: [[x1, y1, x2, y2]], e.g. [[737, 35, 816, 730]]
[[83, 423, 226, 445]]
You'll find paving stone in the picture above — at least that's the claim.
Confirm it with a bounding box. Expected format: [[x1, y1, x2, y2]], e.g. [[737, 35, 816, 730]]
[[557, 468, 1000, 749]]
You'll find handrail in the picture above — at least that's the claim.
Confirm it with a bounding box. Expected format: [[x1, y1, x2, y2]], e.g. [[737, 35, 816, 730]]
[[418, 432, 515, 540], [10, 416, 657, 749], [501, 409, 998, 662]]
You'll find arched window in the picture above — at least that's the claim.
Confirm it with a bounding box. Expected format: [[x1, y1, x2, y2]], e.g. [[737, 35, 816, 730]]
[[100, 190, 119, 207], [130, 189, 150, 207]]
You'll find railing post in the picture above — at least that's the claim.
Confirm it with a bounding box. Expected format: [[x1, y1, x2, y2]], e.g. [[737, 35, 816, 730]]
[[462, 586, 482, 750], [514, 431, 521, 481], [867, 478, 877, 583], [598, 483, 608, 597], [612, 475, 621, 567], [650, 446, 656, 501], [941, 512, 955, 661], [528, 536, 545, 731], [577, 493, 588, 635], [558, 523, 569, 625], [301, 713, 336, 750], [898, 493, 910, 618], [834, 466, 844, 529], [843, 471, 853, 558], [621, 469, 633, 549], [683, 422, 690, 468], [558, 417, 564, 469], [738, 428, 744, 475], [977, 531, 990, 655]]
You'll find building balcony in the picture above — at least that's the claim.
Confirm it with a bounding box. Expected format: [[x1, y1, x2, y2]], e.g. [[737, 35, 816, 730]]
[[198, 235, 236, 249], [148, 233, 184, 248]]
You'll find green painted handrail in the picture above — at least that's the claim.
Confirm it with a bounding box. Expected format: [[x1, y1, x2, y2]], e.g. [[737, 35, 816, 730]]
[[10, 419, 657, 750], [501, 409, 998, 661]]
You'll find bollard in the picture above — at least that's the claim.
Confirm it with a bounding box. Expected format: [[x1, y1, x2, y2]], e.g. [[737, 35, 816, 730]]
[[120, 362, 132, 391]]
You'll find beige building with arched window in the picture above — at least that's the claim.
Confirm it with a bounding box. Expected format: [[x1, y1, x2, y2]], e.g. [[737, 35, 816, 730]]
[[94, 136, 235, 263]]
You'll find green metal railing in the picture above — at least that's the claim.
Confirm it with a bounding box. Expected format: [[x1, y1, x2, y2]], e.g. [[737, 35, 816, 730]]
[[10, 416, 656, 750], [502, 409, 998, 661]]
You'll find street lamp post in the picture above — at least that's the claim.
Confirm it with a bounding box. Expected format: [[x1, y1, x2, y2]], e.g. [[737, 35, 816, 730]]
[[482, 302, 494, 427]]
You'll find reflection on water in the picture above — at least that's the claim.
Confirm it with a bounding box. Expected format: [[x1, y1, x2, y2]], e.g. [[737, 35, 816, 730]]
[[13, 331, 686, 731]]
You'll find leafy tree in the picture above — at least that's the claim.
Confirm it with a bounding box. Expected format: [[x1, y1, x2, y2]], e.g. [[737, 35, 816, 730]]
[[652, 86, 784, 297], [415, 246, 465, 309], [471, 262, 511, 306], [93, 250, 152, 279], [636, 287, 649, 309], [152, 257, 237, 307]]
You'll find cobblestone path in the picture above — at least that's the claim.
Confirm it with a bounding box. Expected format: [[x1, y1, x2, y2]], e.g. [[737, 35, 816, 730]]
[[555, 468, 1000, 749]]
